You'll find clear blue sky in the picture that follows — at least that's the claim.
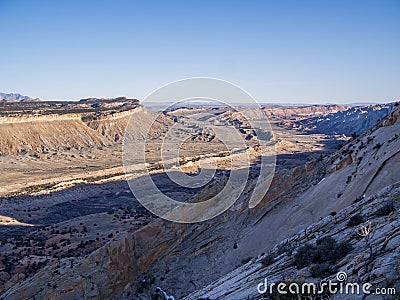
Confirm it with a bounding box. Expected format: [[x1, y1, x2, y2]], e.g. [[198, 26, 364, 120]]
[[0, 0, 399, 103]]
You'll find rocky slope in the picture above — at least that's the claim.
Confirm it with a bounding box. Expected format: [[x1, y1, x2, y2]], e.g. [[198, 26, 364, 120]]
[[283, 103, 395, 135], [0, 97, 168, 155], [185, 106, 400, 299], [263, 104, 350, 119], [1, 105, 399, 300], [185, 184, 400, 299]]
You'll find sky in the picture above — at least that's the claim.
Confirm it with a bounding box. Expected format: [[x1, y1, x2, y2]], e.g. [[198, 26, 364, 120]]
[[0, 0, 399, 104]]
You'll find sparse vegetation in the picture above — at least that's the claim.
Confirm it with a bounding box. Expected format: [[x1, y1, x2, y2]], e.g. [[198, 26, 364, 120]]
[[294, 236, 352, 278], [347, 214, 364, 227], [375, 202, 395, 217], [337, 143, 345, 150], [260, 255, 275, 267], [373, 143, 382, 150], [276, 242, 294, 256], [310, 263, 338, 278]]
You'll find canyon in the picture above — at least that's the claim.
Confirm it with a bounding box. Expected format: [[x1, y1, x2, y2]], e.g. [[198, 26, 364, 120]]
[[0, 97, 399, 300]]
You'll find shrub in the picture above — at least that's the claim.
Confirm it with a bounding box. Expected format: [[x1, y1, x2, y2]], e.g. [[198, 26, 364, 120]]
[[294, 244, 316, 268], [261, 255, 275, 267], [373, 143, 382, 150], [347, 214, 364, 227], [277, 242, 294, 256], [375, 203, 395, 217], [294, 237, 352, 276], [351, 132, 358, 139], [315, 236, 339, 263], [336, 241, 353, 258], [310, 263, 338, 278]]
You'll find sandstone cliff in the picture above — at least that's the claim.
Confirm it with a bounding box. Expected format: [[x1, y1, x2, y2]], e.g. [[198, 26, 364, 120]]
[[1, 106, 399, 300], [0, 98, 167, 155]]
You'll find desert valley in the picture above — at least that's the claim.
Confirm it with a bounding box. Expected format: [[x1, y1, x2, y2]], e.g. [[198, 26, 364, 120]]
[[0, 94, 399, 299]]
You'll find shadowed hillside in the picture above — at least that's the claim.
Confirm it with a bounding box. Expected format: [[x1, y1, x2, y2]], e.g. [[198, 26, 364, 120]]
[[1, 105, 398, 299]]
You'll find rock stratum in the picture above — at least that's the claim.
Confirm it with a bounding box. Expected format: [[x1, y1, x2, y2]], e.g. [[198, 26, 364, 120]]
[[0, 101, 399, 300], [0, 97, 169, 155]]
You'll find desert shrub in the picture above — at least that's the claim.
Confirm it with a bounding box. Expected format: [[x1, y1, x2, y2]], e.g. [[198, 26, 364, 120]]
[[294, 237, 352, 277], [294, 244, 316, 268], [261, 255, 275, 267], [347, 214, 364, 227], [375, 202, 395, 217], [351, 132, 358, 139], [316, 236, 335, 247], [373, 143, 382, 150], [313, 237, 337, 263], [336, 241, 353, 258], [310, 263, 338, 278], [277, 242, 294, 256]]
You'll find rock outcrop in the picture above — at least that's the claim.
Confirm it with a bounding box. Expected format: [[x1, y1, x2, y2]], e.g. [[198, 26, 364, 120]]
[[283, 103, 395, 135], [1, 106, 399, 300], [0, 97, 169, 155], [185, 184, 400, 299]]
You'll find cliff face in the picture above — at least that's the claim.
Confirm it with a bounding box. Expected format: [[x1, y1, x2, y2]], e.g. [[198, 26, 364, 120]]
[[1, 104, 399, 300], [2, 107, 399, 300], [0, 98, 163, 155], [282, 103, 395, 135], [185, 184, 400, 300], [84, 106, 171, 142], [185, 107, 400, 299], [1, 235, 138, 300], [0, 117, 110, 155], [263, 104, 350, 118]]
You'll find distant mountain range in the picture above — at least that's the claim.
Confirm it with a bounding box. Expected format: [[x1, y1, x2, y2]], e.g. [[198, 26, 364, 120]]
[[0, 92, 40, 101]]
